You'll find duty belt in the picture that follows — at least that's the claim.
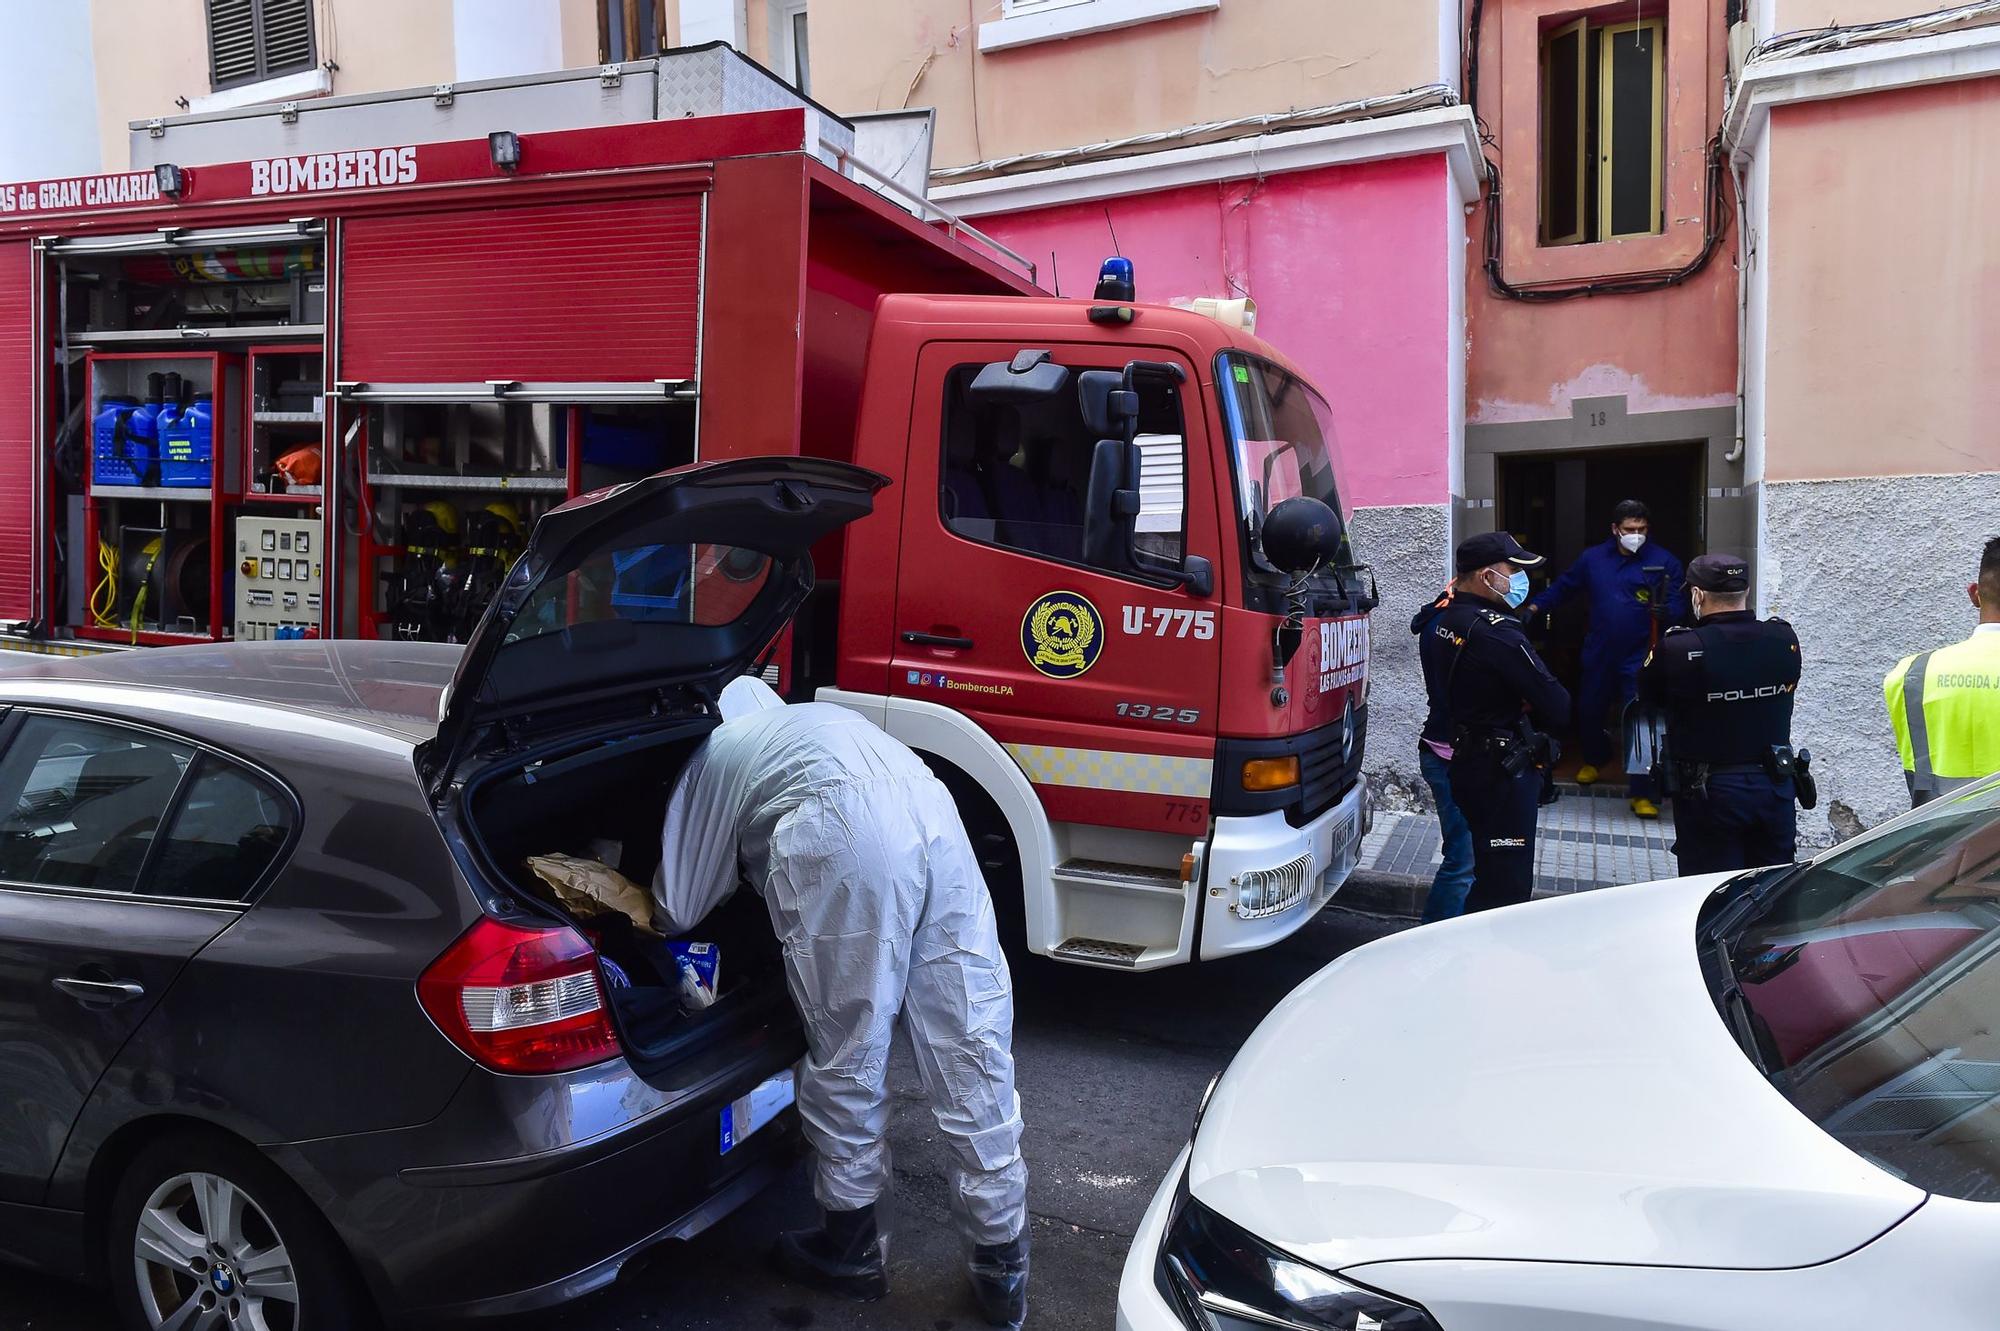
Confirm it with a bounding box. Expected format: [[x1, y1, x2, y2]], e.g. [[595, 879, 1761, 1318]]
[[1452, 726, 1525, 753]]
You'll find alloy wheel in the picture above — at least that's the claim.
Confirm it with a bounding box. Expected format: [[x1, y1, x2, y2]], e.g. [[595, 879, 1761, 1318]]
[[132, 1171, 299, 1331]]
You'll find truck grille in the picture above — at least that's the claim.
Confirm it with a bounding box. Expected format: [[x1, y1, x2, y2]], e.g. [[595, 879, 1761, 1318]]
[[1300, 703, 1366, 823]]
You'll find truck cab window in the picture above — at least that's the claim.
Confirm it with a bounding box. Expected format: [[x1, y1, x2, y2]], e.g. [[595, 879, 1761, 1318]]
[[939, 361, 1185, 574]]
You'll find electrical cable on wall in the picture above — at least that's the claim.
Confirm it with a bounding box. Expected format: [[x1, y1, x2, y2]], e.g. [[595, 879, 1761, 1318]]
[[1466, 0, 1730, 302], [1749, 0, 2000, 61]]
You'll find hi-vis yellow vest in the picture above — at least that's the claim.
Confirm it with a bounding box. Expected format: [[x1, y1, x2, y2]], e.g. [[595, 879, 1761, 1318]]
[[1885, 629, 2000, 804]]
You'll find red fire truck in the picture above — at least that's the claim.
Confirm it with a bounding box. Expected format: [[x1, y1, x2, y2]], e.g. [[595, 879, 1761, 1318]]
[[0, 75, 1372, 970]]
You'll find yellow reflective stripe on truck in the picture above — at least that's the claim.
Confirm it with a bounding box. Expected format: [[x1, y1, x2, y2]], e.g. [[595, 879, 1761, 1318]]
[[1003, 744, 1214, 798]]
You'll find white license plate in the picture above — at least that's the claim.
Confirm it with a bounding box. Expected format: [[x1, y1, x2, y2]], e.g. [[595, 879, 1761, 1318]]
[[1322, 812, 1360, 889], [720, 1070, 795, 1155]]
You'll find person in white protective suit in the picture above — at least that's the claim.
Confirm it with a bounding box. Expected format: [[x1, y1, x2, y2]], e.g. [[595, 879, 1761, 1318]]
[[652, 675, 1030, 1327]]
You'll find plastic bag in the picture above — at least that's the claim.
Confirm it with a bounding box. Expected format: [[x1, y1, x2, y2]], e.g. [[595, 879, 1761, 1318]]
[[274, 444, 321, 486], [669, 941, 721, 1009], [525, 853, 661, 937]]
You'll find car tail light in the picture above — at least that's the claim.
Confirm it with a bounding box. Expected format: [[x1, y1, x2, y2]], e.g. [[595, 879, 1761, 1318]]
[[418, 917, 620, 1075]]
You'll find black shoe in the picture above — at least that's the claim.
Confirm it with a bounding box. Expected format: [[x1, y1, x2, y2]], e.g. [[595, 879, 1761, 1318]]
[[772, 1205, 889, 1303], [969, 1234, 1029, 1328]]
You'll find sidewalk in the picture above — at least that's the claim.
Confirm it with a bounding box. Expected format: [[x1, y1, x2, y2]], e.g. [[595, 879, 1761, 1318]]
[[1343, 784, 1680, 918]]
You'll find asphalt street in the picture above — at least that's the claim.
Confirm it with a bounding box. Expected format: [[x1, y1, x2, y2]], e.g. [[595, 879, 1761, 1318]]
[[0, 906, 1398, 1331]]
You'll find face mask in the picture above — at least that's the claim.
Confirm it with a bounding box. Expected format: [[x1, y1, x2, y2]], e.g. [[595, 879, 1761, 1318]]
[[1487, 568, 1530, 609], [1618, 532, 1646, 554]]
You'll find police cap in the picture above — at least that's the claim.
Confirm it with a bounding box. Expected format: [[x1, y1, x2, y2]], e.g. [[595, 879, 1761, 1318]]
[[1454, 530, 1545, 574], [1688, 552, 1751, 593]]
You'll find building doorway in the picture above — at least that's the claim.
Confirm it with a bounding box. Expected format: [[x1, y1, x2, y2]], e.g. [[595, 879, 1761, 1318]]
[[1496, 441, 1706, 776]]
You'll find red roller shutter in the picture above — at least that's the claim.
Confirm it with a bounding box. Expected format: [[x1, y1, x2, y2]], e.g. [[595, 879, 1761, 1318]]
[[341, 194, 703, 384], [0, 242, 34, 619]]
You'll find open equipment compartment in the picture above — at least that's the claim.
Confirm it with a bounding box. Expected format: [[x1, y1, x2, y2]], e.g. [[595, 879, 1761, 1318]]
[[49, 222, 327, 644], [352, 399, 698, 644], [80, 349, 242, 643]]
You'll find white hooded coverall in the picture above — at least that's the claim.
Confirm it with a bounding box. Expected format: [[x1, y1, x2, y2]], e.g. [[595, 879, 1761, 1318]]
[[653, 677, 1028, 1246]]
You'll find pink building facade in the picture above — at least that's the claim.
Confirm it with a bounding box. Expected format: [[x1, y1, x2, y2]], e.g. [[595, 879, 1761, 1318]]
[[812, 0, 1998, 829], [1728, 3, 2000, 834]]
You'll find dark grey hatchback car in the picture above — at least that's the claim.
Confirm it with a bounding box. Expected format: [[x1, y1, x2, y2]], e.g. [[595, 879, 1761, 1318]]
[[0, 458, 887, 1327]]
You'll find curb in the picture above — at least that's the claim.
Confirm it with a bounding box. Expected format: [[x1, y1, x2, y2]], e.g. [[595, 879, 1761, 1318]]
[[1335, 868, 1429, 921], [1334, 867, 1607, 924]]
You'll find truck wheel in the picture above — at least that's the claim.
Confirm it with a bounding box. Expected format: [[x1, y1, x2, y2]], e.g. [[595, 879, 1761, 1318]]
[[107, 1132, 374, 1331]]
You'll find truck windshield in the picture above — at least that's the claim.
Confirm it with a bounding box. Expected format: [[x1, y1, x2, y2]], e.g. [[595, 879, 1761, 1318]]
[[1216, 353, 1353, 587], [1715, 779, 2000, 1200]]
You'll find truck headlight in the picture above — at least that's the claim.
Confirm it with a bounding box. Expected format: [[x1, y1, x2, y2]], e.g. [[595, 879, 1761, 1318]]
[[1235, 854, 1313, 919], [1156, 1181, 1440, 1331]]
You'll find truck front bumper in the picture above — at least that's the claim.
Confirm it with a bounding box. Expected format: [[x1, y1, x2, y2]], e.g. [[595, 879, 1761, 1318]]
[[1197, 775, 1369, 961]]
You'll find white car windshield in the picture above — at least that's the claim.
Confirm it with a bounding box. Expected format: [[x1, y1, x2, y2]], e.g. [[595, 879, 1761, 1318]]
[[1720, 779, 2000, 1199]]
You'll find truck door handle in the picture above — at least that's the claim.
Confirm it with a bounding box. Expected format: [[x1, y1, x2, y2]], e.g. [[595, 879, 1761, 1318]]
[[53, 976, 147, 1008], [903, 631, 975, 650]]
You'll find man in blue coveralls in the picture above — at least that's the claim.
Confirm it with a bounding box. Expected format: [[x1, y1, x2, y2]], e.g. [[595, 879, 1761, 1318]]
[[1522, 499, 1688, 818]]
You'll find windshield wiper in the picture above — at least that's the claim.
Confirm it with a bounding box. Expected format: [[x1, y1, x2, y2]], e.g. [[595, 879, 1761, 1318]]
[[1700, 860, 1810, 946], [1700, 935, 1780, 1081]]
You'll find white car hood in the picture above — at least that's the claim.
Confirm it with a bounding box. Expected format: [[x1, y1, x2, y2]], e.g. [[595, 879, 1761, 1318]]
[[1190, 877, 1925, 1272]]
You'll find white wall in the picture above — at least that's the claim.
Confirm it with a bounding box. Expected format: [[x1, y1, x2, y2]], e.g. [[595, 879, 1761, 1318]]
[[679, 0, 746, 47], [454, 0, 566, 82], [0, 0, 102, 180]]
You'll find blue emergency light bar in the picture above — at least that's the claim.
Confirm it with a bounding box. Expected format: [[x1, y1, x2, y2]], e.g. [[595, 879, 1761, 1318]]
[[1089, 256, 1136, 325], [1094, 256, 1136, 303]]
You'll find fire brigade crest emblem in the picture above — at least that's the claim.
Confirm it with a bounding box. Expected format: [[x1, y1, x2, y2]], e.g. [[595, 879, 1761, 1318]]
[[1022, 591, 1102, 679]]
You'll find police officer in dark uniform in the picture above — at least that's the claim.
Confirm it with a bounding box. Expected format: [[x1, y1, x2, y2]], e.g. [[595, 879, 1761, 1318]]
[[1438, 531, 1572, 913], [1638, 553, 1804, 875]]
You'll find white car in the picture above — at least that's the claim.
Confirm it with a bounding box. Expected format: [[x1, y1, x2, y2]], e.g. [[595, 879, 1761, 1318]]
[[1118, 778, 2000, 1330]]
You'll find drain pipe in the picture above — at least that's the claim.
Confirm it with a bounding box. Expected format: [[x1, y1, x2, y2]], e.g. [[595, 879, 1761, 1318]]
[[1726, 147, 1751, 470]]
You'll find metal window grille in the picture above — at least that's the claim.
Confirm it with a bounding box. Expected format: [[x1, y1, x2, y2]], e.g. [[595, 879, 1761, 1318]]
[[206, 0, 317, 91]]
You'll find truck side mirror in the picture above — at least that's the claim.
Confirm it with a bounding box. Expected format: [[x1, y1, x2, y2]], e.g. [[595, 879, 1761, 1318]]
[[1083, 437, 1135, 569], [1078, 370, 1139, 439]]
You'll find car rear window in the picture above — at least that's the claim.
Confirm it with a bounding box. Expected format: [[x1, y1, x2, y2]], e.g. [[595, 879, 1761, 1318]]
[[0, 714, 293, 904], [147, 756, 293, 902], [0, 715, 193, 894], [1723, 782, 2000, 1200]]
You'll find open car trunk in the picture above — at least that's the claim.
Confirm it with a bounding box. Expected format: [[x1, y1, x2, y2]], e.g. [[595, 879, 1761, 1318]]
[[454, 721, 800, 1084]]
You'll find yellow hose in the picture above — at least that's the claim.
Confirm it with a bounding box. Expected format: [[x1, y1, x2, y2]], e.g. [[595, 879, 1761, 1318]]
[[89, 541, 118, 628]]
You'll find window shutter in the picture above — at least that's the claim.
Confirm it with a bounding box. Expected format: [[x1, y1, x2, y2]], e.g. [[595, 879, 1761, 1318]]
[[258, 0, 316, 75], [340, 197, 704, 384], [0, 243, 34, 619], [1134, 434, 1186, 535], [207, 0, 259, 85]]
